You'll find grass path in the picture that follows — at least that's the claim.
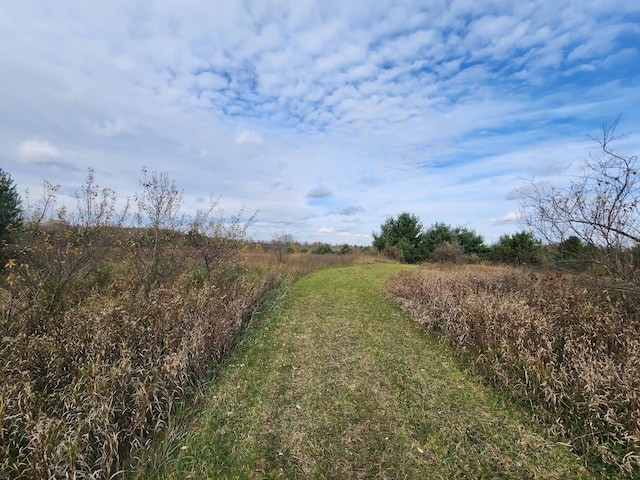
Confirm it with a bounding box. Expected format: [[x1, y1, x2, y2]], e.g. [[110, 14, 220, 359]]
[[160, 263, 592, 479]]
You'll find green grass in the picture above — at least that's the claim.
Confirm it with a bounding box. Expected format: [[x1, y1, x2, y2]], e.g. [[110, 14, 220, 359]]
[[157, 263, 592, 479]]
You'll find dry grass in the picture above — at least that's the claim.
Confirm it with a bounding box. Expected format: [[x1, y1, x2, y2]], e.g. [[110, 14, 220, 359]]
[[385, 263, 640, 476], [0, 262, 279, 478], [0, 223, 363, 479]]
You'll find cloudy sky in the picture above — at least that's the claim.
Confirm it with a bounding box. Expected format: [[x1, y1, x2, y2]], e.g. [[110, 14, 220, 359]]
[[1, 1, 639, 245]]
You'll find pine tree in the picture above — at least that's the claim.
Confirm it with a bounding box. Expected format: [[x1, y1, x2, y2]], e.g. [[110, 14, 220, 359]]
[[0, 169, 23, 238]]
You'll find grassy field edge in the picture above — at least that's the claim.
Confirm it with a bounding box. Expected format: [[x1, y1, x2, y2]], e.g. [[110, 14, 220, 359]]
[[155, 263, 596, 479]]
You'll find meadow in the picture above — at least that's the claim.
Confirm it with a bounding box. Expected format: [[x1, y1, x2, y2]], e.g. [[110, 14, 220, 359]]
[[3, 224, 639, 478], [385, 263, 640, 475], [0, 170, 366, 478], [0, 227, 363, 479], [2, 171, 638, 478], [160, 263, 592, 479]]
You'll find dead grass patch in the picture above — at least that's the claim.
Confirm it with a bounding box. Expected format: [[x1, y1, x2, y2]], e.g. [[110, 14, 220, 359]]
[[385, 263, 640, 476]]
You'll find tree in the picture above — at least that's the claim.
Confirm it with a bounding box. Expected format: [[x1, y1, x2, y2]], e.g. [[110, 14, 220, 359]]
[[554, 235, 592, 271], [312, 243, 333, 254], [271, 233, 295, 262], [521, 119, 639, 287], [422, 222, 488, 258], [132, 168, 184, 285], [490, 231, 543, 265], [188, 200, 255, 278], [0, 169, 23, 239], [373, 213, 427, 263], [455, 226, 489, 257]]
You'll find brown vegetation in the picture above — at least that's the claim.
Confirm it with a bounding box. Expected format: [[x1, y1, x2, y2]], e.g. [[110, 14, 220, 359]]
[[385, 264, 640, 475], [0, 170, 364, 478], [0, 233, 363, 478]]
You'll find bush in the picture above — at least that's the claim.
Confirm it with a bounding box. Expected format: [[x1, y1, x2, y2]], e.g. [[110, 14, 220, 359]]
[[430, 242, 464, 264], [338, 244, 352, 255], [312, 243, 333, 254]]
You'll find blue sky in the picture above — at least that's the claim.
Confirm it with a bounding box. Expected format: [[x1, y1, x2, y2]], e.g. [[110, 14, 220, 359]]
[[1, 1, 639, 245]]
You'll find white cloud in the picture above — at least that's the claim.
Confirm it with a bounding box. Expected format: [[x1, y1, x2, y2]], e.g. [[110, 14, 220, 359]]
[[235, 129, 264, 145], [486, 212, 522, 225], [18, 139, 61, 161], [0, 1, 638, 245]]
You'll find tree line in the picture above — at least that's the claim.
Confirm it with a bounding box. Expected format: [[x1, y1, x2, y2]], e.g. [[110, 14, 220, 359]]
[[373, 119, 639, 292], [3, 120, 638, 290], [372, 212, 543, 265]]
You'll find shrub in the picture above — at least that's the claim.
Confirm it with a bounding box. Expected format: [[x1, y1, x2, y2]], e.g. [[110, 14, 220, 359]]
[[430, 242, 464, 264], [312, 243, 333, 254], [338, 244, 352, 255]]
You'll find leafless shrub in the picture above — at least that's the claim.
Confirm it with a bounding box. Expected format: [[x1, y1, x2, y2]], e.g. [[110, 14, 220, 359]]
[[385, 264, 640, 475], [187, 199, 256, 279], [4, 171, 126, 317], [270, 233, 295, 263], [521, 119, 640, 291], [129, 168, 185, 289], [430, 242, 464, 264]]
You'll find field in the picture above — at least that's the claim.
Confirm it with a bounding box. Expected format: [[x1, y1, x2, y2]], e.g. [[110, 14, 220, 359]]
[[160, 263, 591, 479], [0, 222, 362, 479], [385, 263, 640, 475], [2, 213, 638, 478]]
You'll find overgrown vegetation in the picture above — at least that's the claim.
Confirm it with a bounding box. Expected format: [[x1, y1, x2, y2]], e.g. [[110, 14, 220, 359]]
[[385, 264, 640, 476], [0, 169, 360, 478]]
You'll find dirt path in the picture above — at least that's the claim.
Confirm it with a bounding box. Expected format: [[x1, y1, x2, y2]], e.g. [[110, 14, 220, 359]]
[[160, 263, 591, 479]]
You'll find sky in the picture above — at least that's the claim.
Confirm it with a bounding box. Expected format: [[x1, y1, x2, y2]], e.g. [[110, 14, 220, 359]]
[[1, 1, 639, 246]]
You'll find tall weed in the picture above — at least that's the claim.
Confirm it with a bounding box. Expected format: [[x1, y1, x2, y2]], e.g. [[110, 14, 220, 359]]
[[0, 170, 278, 478], [385, 264, 640, 475], [0, 255, 282, 478], [0, 233, 363, 477]]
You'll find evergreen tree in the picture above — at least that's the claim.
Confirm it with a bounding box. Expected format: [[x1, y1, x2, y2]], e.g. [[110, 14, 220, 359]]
[[373, 212, 427, 263], [490, 231, 542, 265], [0, 169, 22, 238], [422, 222, 488, 258]]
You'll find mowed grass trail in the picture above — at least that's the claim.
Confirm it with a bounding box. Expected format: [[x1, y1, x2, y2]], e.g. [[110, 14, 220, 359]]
[[160, 263, 591, 479]]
